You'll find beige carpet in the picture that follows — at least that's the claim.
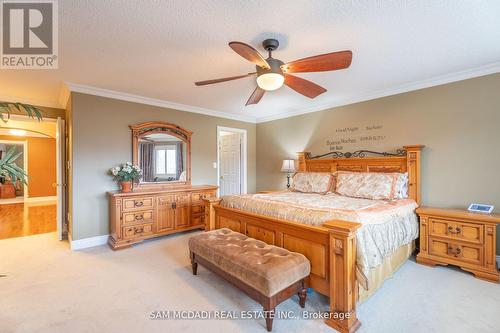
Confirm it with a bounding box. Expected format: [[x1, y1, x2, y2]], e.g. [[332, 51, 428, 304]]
[[1, 231, 499, 333]]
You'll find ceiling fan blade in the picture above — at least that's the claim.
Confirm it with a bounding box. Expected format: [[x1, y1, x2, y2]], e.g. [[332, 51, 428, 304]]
[[195, 73, 256, 86], [245, 86, 265, 106], [284, 74, 327, 98], [281, 50, 352, 73], [229, 41, 270, 69]]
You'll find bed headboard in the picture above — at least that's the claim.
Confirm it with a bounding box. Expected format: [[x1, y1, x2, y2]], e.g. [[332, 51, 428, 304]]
[[297, 145, 424, 204]]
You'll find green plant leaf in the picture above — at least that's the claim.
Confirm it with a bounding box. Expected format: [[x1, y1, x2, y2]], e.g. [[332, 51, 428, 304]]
[[0, 147, 27, 184], [0, 102, 43, 122], [2, 147, 16, 161], [8, 151, 23, 163]]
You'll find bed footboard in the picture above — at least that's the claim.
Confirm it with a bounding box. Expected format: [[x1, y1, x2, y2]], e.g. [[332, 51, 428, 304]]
[[203, 198, 362, 332], [323, 220, 361, 333]]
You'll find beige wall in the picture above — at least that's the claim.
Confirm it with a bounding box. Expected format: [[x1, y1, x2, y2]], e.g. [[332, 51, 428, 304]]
[[256, 73, 500, 254], [69, 92, 256, 240]]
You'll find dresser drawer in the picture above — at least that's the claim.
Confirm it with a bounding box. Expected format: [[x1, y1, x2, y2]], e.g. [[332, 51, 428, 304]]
[[122, 210, 153, 225], [191, 191, 215, 203], [123, 223, 153, 239], [428, 237, 483, 266], [122, 196, 154, 211], [191, 204, 205, 214], [429, 217, 484, 244]]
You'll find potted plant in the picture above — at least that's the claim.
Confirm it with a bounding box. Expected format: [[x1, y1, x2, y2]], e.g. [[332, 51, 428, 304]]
[[0, 102, 43, 122], [109, 162, 142, 193], [0, 147, 28, 196]]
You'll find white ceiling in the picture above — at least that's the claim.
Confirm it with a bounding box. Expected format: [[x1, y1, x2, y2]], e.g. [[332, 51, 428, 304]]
[[1, 0, 500, 123]]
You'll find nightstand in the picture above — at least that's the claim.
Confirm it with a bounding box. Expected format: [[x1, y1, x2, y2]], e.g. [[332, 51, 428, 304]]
[[416, 207, 500, 282]]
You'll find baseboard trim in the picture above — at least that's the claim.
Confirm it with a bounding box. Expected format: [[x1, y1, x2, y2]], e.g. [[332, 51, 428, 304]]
[[70, 234, 109, 251], [26, 196, 57, 203]]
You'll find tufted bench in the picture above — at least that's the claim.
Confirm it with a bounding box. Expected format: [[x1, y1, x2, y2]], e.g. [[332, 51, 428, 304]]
[[188, 228, 310, 331]]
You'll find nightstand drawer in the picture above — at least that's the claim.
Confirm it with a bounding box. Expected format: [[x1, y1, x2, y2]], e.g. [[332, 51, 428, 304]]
[[429, 237, 483, 266], [429, 217, 484, 244], [122, 210, 153, 225], [122, 196, 154, 211]]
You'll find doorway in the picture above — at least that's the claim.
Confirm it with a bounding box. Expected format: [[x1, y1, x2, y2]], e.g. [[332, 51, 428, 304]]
[[0, 116, 65, 240], [217, 126, 247, 196]]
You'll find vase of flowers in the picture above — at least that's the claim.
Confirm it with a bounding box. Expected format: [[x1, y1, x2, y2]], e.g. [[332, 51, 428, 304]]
[[109, 162, 142, 193]]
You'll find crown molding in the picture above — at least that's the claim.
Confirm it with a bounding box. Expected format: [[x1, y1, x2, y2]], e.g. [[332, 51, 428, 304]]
[[256, 61, 500, 123], [63, 82, 257, 123]]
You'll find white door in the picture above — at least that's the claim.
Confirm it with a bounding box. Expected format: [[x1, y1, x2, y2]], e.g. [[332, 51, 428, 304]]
[[56, 117, 66, 240], [219, 133, 241, 196]]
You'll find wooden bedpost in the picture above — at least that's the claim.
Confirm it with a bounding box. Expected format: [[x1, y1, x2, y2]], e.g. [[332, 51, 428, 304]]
[[403, 145, 424, 205], [297, 152, 311, 172], [323, 220, 362, 333], [203, 197, 222, 231]]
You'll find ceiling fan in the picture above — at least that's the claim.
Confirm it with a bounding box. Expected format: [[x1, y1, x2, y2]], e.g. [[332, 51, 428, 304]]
[[195, 39, 352, 106]]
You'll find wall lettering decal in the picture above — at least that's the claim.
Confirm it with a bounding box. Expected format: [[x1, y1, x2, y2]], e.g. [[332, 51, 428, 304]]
[[326, 124, 386, 151]]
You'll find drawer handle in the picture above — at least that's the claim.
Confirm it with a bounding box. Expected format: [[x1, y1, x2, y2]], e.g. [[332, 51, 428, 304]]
[[447, 246, 462, 257], [135, 227, 143, 234], [134, 201, 144, 207], [447, 226, 462, 234], [135, 214, 144, 220]]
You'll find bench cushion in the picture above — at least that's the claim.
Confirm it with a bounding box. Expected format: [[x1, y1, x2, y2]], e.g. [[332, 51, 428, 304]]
[[188, 228, 311, 296]]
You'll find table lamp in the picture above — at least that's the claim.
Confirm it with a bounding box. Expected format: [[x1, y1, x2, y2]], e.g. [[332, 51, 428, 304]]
[[281, 159, 296, 189]]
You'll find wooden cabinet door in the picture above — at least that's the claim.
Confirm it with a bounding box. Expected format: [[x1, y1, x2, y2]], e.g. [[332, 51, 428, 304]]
[[157, 195, 175, 232], [175, 204, 190, 228], [175, 194, 190, 228]]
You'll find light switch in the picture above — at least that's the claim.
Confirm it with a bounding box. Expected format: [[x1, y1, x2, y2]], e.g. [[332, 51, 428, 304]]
[[213, 162, 217, 169]]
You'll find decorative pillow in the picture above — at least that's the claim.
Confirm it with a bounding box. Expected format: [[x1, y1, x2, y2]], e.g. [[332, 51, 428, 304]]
[[395, 172, 409, 199], [334, 171, 399, 200], [291, 172, 334, 194]]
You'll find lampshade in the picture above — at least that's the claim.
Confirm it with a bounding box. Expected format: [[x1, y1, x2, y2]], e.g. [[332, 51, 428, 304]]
[[281, 159, 296, 173], [256, 73, 285, 91]]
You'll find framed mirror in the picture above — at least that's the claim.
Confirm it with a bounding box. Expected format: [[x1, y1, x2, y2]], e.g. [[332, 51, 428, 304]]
[[131, 122, 191, 188]]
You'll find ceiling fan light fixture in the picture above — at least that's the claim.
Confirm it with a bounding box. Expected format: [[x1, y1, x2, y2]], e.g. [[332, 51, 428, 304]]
[[256, 73, 284, 91]]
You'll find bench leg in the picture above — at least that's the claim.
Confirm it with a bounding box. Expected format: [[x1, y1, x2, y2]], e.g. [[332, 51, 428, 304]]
[[264, 307, 275, 332], [298, 287, 307, 308], [190, 252, 198, 275]]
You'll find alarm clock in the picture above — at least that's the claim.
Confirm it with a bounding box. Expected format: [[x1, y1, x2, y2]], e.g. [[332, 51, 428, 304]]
[[467, 203, 494, 214]]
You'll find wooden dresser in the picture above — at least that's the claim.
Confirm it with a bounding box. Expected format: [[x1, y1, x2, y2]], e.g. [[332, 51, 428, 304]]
[[108, 185, 217, 249], [416, 207, 500, 282]]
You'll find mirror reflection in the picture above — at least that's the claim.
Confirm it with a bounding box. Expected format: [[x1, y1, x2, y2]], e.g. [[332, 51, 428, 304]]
[[138, 133, 187, 183]]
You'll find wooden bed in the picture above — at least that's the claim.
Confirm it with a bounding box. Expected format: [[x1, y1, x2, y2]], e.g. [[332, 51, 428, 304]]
[[203, 145, 424, 333]]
